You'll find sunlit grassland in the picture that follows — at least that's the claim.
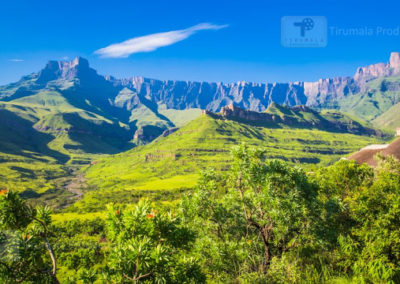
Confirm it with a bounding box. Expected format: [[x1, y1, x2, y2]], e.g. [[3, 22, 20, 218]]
[[80, 114, 383, 212]]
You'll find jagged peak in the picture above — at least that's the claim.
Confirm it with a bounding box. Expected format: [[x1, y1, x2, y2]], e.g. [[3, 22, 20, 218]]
[[70, 56, 89, 68], [36, 56, 97, 84], [389, 52, 400, 72]]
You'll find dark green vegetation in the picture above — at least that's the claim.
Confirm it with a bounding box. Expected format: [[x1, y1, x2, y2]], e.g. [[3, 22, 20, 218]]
[[227, 102, 382, 136], [2, 145, 400, 283]]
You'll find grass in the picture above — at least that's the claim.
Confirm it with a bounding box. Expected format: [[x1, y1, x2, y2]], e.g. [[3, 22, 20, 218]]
[[0, 73, 389, 212], [328, 75, 400, 123], [373, 101, 400, 130], [79, 113, 383, 212], [52, 211, 105, 223]]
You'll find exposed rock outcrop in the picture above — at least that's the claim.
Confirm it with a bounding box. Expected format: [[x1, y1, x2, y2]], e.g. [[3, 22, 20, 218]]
[[217, 104, 381, 136], [29, 52, 400, 114], [304, 52, 400, 107], [109, 77, 307, 112], [349, 138, 400, 167], [37, 57, 97, 84]]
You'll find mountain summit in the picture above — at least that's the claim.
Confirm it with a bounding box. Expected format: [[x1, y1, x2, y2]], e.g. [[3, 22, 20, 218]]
[[354, 52, 400, 81], [0, 52, 399, 152], [36, 57, 97, 84], [6, 52, 399, 114]]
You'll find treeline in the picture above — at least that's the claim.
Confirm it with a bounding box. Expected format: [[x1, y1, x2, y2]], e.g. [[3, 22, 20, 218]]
[[1, 145, 399, 283]]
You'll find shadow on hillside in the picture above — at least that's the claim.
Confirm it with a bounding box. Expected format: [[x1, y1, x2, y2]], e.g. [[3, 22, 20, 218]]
[[63, 112, 135, 154], [60, 79, 133, 125], [211, 113, 282, 129], [0, 109, 69, 163]]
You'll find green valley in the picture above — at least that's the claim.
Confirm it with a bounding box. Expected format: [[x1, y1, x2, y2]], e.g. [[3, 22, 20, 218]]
[[78, 106, 383, 212], [1, 56, 400, 283]]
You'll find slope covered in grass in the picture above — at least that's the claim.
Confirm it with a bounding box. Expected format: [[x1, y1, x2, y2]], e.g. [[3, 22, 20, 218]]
[[373, 101, 400, 130], [79, 113, 383, 212], [325, 75, 400, 122]]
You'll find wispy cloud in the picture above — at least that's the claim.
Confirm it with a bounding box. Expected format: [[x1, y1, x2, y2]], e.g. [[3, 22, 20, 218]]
[[95, 23, 228, 58], [9, 59, 24, 62]]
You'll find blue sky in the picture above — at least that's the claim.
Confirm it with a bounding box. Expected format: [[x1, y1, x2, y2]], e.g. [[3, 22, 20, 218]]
[[1, 0, 400, 85]]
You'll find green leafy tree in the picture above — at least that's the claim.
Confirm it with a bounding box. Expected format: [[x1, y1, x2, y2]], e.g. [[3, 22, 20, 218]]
[[181, 144, 321, 282], [312, 159, 373, 245], [315, 155, 400, 283], [340, 155, 400, 283], [0, 190, 59, 283], [104, 200, 205, 283]]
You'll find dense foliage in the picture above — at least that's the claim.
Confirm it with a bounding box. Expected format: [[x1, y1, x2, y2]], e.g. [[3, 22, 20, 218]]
[[1, 145, 400, 283]]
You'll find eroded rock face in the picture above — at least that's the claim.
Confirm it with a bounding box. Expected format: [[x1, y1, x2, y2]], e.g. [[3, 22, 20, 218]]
[[354, 62, 389, 81], [109, 77, 307, 112], [220, 104, 274, 121], [389, 52, 400, 74], [109, 52, 400, 111], [26, 52, 400, 114], [303, 77, 359, 106], [37, 57, 97, 84], [304, 52, 400, 107]]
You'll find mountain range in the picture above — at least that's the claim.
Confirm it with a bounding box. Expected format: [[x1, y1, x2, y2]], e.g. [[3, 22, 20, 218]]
[[0, 53, 399, 148], [1, 53, 399, 206]]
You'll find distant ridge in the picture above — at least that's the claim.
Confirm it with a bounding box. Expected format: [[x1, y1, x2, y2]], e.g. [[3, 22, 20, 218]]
[[0, 52, 399, 152], [2, 52, 400, 113]]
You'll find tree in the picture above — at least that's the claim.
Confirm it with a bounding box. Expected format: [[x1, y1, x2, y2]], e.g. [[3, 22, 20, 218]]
[[104, 200, 205, 283], [181, 144, 321, 282], [312, 159, 373, 245], [314, 155, 400, 283], [0, 190, 59, 283], [339, 155, 400, 283]]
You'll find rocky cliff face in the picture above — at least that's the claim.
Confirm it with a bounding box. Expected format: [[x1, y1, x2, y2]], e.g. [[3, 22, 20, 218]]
[[217, 104, 380, 136], [389, 52, 400, 74], [303, 52, 400, 107], [37, 57, 99, 84], [107, 52, 400, 111], [6, 52, 400, 114], [108, 77, 307, 112]]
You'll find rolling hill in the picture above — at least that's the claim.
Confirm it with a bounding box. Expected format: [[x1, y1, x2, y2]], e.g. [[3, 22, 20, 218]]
[[1, 55, 399, 210], [0, 58, 202, 203], [76, 106, 384, 212]]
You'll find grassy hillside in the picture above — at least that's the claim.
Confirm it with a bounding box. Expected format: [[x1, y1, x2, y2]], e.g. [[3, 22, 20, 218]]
[[78, 113, 382, 212], [0, 91, 132, 204], [373, 101, 400, 130], [326, 75, 400, 122], [263, 103, 381, 135]]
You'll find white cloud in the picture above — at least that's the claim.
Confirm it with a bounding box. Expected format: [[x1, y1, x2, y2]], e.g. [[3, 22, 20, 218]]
[[95, 23, 228, 58], [9, 59, 24, 62]]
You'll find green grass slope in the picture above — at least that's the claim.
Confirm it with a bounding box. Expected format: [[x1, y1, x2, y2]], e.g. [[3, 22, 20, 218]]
[[373, 101, 400, 130], [0, 90, 132, 203], [78, 113, 382, 212], [327, 75, 400, 122]]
